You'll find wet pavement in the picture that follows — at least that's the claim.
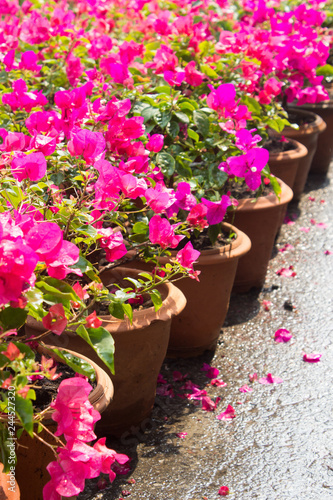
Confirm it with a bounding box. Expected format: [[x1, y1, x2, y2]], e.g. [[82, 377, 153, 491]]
[[79, 167, 333, 500]]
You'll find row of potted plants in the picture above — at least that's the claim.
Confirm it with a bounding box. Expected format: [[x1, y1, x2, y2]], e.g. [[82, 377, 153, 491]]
[[1, 0, 333, 498]]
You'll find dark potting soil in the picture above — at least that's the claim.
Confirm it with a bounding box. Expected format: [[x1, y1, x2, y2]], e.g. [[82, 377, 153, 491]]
[[224, 180, 274, 200], [287, 110, 316, 126], [263, 137, 296, 154]]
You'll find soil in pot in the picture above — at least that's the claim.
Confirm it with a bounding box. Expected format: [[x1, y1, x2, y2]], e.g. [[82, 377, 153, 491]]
[[225, 178, 293, 292]]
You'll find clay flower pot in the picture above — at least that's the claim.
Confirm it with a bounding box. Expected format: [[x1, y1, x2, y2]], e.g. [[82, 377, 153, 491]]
[[268, 138, 308, 197], [12, 347, 113, 500], [299, 95, 333, 175], [279, 108, 326, 198], [27, 269, 186, 436], [151, 223, 251, 358], [225, 178, 293, 292]]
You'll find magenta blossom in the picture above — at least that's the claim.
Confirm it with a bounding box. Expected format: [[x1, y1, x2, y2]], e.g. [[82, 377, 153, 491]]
[[201, 195, 231, 225], [258, 373, 283, 384], [224, 148, 269, 190], [11, 152, 47, 181], [303, 353, 322, 363], [176, 242, 200, 271], [68, 129, 105, 164], [42, 304, 67, 335], [274, 329, 293, 343], [149, 215, 183, 249], [146, 134, 164, 152]]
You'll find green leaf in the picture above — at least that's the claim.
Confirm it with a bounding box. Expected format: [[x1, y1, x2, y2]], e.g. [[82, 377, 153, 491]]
[[156, 152, 175, 177], [174, 111, 190, 124], [150, 289, 163, 312], [50, 348, 96, 380], [138, 272, 153, 281], [72, 255, 94, 274], [108, 301, 125, 320], [200, 64, 218, 78], [187, 128, 199, 142], [15, 396, 33, 437], [266, 117, 288, 133], [193, 110, 210, 137], [316, 64, 333, 77], [154, 111, 172, 128], [241, 95, 262, 114], [179, 102, 195, 112], [121, 303, 133, 324], [0, 308, 28, 331], [208, 223, 221, 245], [141, 105, 158, 122], [166, 120, 180, 138], [155, 85, 171, 95], [36, 278, 79, 302], [85, 326, 115, 375], [132, 222, 148, 234], [175, 160, 192, 178]]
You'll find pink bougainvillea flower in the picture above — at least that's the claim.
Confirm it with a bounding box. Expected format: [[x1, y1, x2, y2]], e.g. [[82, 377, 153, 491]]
[[262, 300, 272, 311], [249, 373, 258, 382], [85, 311, 102, 329], [218, 486, 230, 496], [187, 388, 208, 401], [149, 215, 183, 249], [11, 152, 47, 181], [211, 379, 227, 387], [303, 353, 322, 363], [146, 134, 164, 152], [202, 396, 221, 412], [186, 203, 208, 230], [157, 374, 167, 384], [201, 195, 231, 225], [324, 250, 333, 255], [216, 405, 236, 420], [225, 148, 269, 190], [279, 244, 295, 253], [68, 129, 105, 164], [284, 216, 295, 226], [42, 304, 67, 335], [299, 227, 310, 233], [239, 384, 253, 393], [98, 228, 127, 262], [176, 432, 187, 438], [26, 222, 63, 262], [201, 363, 219, 379], [258, 373, 283, 384], [276, 266, 296, 277], [1, 342, 21, 361], [176, 242, 200, 271], [274, 329, 293, 343]]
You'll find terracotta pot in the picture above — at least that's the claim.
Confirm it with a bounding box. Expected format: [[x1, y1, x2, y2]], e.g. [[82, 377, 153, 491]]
[[268, 138, 308, 196], [146, 223, 251, 358], [298, 98, 333, 175], [13, 347, 113, 500], [277, 108, 326, 199], [0, 463, 20, 500], [26, 270, 186, 436], [225, 178, 293, 292]]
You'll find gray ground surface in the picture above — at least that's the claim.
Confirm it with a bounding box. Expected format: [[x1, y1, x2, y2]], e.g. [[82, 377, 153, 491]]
[[79, 167, 333, 500]]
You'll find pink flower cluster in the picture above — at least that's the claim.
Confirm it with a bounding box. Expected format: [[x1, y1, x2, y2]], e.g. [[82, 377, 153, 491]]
[[44, 377, 130, 499]]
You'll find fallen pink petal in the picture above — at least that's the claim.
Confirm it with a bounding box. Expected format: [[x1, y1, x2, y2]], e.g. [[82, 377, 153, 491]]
[[279, 244, 295, 253], [216, 405, 236, 420], [276, 266, 297, 277], [262, 300, 272, 311], [173, 371, 187, 382], [274, 328, 293, 343], [249, 373, 258, 382], [211, 378, 227, 387], [218, 485, 230, 496], [239, 384, 253, 393], [176, 432, 188, 439], [202, 396, 218, 411], [310, 218, 316, 225], [308, 196, 315, 201], [316, 222, 328, 229], [324, 250, 333, 255], [201, 362, 220, 379], [303, 353, 322, 363], [258, 373, 283, 384], [299, 227, 310, 232]]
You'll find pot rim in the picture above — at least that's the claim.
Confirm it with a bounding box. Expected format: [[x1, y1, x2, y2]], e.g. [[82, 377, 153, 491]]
[[154, 222, 251, 265], [284, 107, 327, 135], [268, 137, 308, 161], [233, 177, 293, 211]]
